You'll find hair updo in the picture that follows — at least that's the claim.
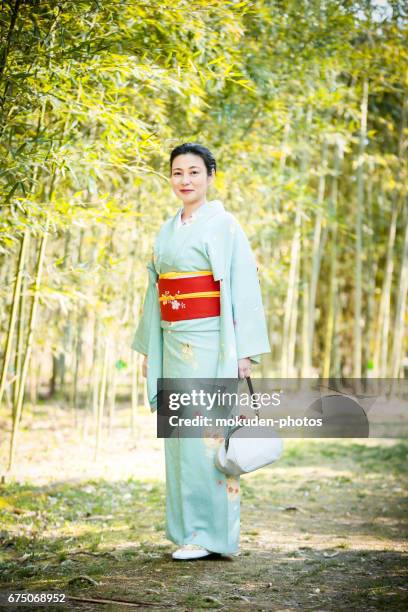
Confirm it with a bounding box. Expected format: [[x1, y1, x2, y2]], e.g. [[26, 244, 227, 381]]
[[169, 143, 217, 176]]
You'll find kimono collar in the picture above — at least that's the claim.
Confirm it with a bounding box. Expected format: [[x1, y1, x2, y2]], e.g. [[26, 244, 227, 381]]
[[155, 199, 226, 271], [176, 199, 224, 224]]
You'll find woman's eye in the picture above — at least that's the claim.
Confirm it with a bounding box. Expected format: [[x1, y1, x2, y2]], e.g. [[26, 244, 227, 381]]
[[173, 171, 199, 176]]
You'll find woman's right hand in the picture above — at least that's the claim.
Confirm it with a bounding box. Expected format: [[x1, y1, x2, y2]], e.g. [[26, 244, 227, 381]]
[[142, 355, 148, 378]]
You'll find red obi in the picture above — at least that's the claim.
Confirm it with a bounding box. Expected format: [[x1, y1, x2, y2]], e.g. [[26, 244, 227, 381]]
[[158, 271, 221, 322]]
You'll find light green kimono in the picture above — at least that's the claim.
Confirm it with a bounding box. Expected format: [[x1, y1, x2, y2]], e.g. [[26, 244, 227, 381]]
[[132, 199, 270, 554]]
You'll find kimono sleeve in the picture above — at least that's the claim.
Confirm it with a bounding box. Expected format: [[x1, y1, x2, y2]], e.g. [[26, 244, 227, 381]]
[[230, 220, 271, 361], [131, 258, 159, 355]]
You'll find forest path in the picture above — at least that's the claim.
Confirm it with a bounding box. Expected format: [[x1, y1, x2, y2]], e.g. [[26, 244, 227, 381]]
[[0, 403, 407, 610]]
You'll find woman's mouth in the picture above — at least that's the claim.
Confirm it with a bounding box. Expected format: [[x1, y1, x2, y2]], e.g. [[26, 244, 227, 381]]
[[180, 189, 194, 192]]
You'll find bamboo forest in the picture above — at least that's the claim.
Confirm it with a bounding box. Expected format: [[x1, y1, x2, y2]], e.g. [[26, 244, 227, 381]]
[[0, 1, 407, 609]]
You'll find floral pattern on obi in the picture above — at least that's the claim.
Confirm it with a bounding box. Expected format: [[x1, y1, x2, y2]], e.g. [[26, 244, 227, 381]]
[[160, 289, 187, 311]]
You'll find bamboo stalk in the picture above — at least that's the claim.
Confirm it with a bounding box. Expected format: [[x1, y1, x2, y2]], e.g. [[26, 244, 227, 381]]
[[72, 230, 85, 424], [7, 216, 49, 471], [373, 196, 398, 377], [91, 314, 100, 431], [323, 139, 342, 378], [282, 207, 301, 377], [306, 139, 328, 375], [0, 0, 22, 82], [0, 229, 29, 410], [108, 357, 117, 436], [131, 349, 139, 436], [354, 78, 369, 378], [390, 209, 408, 379], [305, 139, 328, 376], [288, 247, 300, 378], [283, 108, 312, 377], [365, 159, 377, 377], [94, 334, 109, 460], [261, 278, 270, 377], [301, 275, 309, 377], [13, 247, 29, 416]]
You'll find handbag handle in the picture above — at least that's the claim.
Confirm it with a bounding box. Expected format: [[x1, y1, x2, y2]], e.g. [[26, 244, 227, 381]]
[[224, 377, 260, 451], [246, 376, 260, 415]]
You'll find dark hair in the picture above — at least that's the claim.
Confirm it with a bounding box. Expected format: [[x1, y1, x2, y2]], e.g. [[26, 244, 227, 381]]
[[170, 143, 216, 176]]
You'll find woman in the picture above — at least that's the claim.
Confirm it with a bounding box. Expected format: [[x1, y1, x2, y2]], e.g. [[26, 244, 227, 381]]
[[132, 143, 270, 560]]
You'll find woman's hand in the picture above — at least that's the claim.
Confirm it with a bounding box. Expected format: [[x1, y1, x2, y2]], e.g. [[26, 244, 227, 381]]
[[142, 355, 148, 378], [238, 357, 251, 379]]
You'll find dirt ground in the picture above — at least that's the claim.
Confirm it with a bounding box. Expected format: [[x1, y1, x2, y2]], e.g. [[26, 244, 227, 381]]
[[0, 401, 407, 611]]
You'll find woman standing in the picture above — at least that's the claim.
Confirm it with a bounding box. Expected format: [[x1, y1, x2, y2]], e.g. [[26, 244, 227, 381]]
[[132, 143, 270, 560]]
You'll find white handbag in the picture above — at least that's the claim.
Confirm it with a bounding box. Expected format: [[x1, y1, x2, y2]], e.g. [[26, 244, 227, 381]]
[[214, 377, 283, 476]]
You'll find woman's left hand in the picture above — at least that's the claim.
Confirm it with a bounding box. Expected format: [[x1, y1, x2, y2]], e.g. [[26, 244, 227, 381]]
[[238, 357, 251, 379]]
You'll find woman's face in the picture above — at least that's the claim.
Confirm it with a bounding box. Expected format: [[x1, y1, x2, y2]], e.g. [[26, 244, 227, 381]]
[[170, 153, 214, 205]]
